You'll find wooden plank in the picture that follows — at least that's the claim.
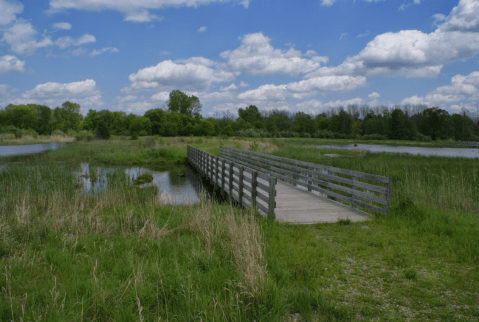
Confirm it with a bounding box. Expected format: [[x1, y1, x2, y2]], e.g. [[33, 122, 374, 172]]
[[256, 191, 270, 204], [269, 177, 276, 217], [257, 202, 269, 214]]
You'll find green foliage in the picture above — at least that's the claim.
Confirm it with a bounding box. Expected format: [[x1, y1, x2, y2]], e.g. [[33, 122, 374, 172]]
[[167, 90, 202, 118], [132, 172, 153, 185], [361, 133, 387, 140]]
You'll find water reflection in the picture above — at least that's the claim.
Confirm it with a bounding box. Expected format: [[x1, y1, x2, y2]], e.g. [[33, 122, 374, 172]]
[[0, 142, 67, 157], [76, 163, 213, 205], [316, 144, 479, 159]]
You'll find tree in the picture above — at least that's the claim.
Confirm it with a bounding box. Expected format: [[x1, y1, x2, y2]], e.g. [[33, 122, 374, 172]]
[[418, 107, 453, 140], [330, 110, 352, 135], [291, 112, 316, 134], [238, 105, 262, 125], [144, 108, 166, 135], [167, 90, 202, 118], [5, 104, 37, 130]]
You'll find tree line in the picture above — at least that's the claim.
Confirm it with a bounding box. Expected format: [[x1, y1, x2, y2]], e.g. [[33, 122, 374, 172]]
[[1, 90, 478, 142]]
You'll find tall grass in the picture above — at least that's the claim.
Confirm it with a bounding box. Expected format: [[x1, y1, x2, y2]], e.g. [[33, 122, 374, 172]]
[[0, 161, 284, 321]]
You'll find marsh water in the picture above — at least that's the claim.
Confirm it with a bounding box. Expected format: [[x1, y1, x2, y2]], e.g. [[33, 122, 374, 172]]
[[74, 163, 215, 205], [316, 144, 479, 159], [0, 142, 67, 157]]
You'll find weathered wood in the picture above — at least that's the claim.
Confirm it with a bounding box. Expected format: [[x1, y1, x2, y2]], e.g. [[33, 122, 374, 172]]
[[220, 146, 391, 216], [238, 166, 244, 208], [269, 177, 276, 218]]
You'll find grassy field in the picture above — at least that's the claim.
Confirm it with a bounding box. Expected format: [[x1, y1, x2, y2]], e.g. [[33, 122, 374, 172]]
[[0, 134, 76, 145], [0, 137, 478, 321]]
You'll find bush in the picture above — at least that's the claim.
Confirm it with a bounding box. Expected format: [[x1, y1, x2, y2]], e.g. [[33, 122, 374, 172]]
[[300, 132, 311, 138], [0, 125, 19, 135], [312, 130, 334, 139], [74, 131, 94, 142], [279, 131, 300, 138], [52, 129, 65, 136], [236, 128, 270, 138], [15, 129, 38, 138], [332, 132, 347, 139], [130, 132, 139, 140], [415, 133, 432, 142], [361, 133, 388, 140]]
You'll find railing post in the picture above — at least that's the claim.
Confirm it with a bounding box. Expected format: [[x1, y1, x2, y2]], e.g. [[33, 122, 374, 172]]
[[229, 161, 234, 198], [238, 166, 244, 208], [384, 177, 393, 215], [268, 177, 276, 218], [351, 175, 357, 209], [215, 156, 219, 189], [221, 159, 225, 193], [251, 171, 258, 210]]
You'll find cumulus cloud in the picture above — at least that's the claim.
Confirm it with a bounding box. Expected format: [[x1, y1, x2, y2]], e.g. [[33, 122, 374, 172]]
[[0, 55, 24, 74], [0, 0, 23, 25], [128, 59, 235, 92], [437, 0, 479, 32], [197, 26, 207, 33], [90, 46, 119, 57], [2, 22, 53, 55], [237, 76, 367, 102], [53, 22, 72, 30], [401, 71, 479, 111], [54, 34, 96, 49], [220, 32, 328, 76], [48, 0, 250, 23], [1, 80, 103, 113], [295, 97, 366, 114], [22, 79, 98, 98], [307, 0, 479, 79], [320, 0, 336, 6]]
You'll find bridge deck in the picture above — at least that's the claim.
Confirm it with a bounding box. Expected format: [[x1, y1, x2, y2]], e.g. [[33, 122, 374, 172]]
[[274, 181, 371, 224]]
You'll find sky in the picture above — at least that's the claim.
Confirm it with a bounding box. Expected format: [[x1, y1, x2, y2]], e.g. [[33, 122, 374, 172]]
[[1, 0, 479, 117]]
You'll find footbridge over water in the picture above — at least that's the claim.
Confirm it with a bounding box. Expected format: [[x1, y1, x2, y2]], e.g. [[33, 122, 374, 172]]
[[187, 145, 392, 224]]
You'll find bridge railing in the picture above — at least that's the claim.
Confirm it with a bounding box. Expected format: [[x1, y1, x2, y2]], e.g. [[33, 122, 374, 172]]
[[187, 145, 277, 217], [456, 141, 479, 147], [220, 146, 392, 216]]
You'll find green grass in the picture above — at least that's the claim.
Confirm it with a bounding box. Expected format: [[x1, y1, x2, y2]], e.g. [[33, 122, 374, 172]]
[[1, 138, 478, 321]]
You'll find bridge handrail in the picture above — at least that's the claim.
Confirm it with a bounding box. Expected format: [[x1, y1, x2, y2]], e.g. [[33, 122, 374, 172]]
[[220, 146, 392, 216], [187, 145, 277, 217]]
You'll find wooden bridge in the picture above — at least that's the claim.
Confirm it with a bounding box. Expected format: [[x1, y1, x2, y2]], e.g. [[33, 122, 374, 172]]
[[187, 145, 393, 224]]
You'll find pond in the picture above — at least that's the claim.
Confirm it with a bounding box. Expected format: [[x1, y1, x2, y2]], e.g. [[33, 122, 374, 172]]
[[0, 142, 67, 157], [78, 163, 219, 205], [0, 162, 219, 205], [316, 144, 479, 159]]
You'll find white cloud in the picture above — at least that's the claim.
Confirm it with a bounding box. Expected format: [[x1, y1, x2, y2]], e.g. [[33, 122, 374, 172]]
[[197, 26, 207, 33], [306, 1, 479, 79], [437, 0, 479, 32], [128, 59, 235, 92], [296, 98, 366, 114], [368, 92, 380, 99], [0, 0, 23, 25], [124, 10, 161, 23], [54, 34, 96, 49], [237, 76, 367, 101], [53, 22, 72, 30], [432, 13, 446, 28], [0, 55, 24, 74], [48, 0, 250, 23], [220, 33, 328, 76], [2, 22, 53, 55], [150, 91, 170, 102], [90, 47, 119, 57], [239, 81, 248, 87], [401, 71, 479, 112], [320, 0, 336, 6], [22, 79, 98, 98], [339, 32, 347, 40], [220, 83, 238, 91], [1, 79, 103, 113], [308, 29, 479, 78]]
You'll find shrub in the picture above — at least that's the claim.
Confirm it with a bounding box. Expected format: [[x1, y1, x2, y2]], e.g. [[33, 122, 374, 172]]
[[415, 133, 432, 142], [74, 131, 94, 142], [16, 129, 38, 138], [361, 133, 388, 140], [312, 130, 334, 139], [332, 132, 347, 139], [300, 132, 312, 138], [0, 125, 19, 135], [130, 132, 139, 140], [52, 129, 65, 136]]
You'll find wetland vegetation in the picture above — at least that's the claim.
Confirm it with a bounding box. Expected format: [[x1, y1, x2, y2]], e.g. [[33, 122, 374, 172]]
[[0, 136, 478, 321]]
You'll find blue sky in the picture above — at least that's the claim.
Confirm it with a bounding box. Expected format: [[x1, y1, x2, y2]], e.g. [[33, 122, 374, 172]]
[[1, 0, 478, 117]]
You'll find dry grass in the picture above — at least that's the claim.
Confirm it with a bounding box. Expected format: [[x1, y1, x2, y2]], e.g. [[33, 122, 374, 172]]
[[0, 134, 76, 145]]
